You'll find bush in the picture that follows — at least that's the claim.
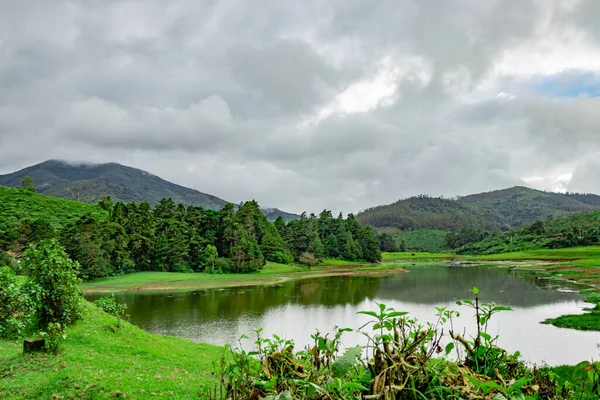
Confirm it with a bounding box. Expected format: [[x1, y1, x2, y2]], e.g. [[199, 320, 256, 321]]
[[0, 250, 20, 273], [216, 257, 232, 273], [39, 322, 67, 354], [0, 266, 39, 339], [95, 296, 127, 319], [24, 240, 83, 328], [266, 251, 294, 265]]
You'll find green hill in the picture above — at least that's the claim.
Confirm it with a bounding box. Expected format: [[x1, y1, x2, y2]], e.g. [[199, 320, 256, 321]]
[[357, 186, 600, 232], [0, 186, 107, 228]]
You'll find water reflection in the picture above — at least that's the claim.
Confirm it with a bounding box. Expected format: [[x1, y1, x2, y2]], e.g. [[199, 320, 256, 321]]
[[86, 266, 599, 366]]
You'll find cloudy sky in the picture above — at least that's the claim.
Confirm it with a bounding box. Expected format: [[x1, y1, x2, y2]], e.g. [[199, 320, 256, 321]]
[[1, 0, 600, 214]]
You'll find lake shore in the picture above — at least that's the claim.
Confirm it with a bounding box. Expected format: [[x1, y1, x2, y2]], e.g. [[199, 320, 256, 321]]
[[82, 260, 423, 294], [82, 248, 600, 295]]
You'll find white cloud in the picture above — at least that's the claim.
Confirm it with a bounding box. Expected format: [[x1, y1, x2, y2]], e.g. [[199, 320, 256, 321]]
[[1, 0, 600, 214]]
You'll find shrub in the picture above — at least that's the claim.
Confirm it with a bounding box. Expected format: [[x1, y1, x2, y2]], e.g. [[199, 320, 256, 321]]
[[0, 250, 20, 273], [216, 257, 232, 273], [266, 251, 294, 265], [39, 322, 67, 354], [95, 295, 127, 319], [0, 267, 39, 339], [23, 240, 83, 328]]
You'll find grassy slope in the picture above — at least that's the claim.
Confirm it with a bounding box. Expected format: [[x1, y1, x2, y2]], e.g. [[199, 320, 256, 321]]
[[0, 303, 222, 399], [0, 186, 106, 228], [393, 229, 450, 252]]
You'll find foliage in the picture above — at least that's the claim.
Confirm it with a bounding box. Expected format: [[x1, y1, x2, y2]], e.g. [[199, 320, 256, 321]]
[[0, 186, 107, 232], [0, 266, 39, 339], [395, 228, 451, 253], [95, 296, 127, 319], [452, 287, 521, 379], [20, 175, 35, 192], [24, 240, 83, 328], [206, 290, 568, 399], [39, 321, 67, 354], [1, 187, 380, 280], [95, 295, 128, 330], [0, 249, 19, 273], [298, 252, 318, 267], [458, 209, 600, 255]]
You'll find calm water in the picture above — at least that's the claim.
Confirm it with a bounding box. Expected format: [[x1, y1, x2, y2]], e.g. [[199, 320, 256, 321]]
[[87, 266, 599, 365]]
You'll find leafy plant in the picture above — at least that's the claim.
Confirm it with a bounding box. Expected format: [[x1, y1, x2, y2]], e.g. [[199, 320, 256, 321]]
[[23, 240, 83, 331], [0, 266, 39, 339], [95, 295, 128, 328], [39, 321, 67, 354]]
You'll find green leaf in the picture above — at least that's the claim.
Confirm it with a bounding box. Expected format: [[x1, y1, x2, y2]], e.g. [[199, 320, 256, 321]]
[[472, 286, 479, 295], [341, 382, 369, 391], [330, 346, 362, 377], [386, 311, 409, 318], [357, 311, 379, 318], [445, 342, 455, 356]]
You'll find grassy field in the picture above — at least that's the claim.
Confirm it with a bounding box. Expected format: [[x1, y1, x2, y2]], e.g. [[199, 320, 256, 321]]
[[82, 260, 409, 293], [0, 302, 222, 399], [465, 246, 600, 261], [382, 251, 452, 261]]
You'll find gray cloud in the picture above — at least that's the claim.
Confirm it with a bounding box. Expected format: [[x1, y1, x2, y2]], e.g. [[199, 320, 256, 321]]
[[1, 0, 600, 214]]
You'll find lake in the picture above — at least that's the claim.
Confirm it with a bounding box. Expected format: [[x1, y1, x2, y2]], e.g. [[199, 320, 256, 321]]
[[87, 265, 599, 366]]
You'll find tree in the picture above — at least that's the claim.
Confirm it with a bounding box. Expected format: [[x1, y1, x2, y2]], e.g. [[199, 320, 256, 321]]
[[230, 224, 264, 273], [361, 227, 382, 262], [378, 233, 396, 252], [299, 252, 318, 267], [261, 223, 291, 264], [203, 244, 219, 272], [20, 176, 35, 192], [24, 240, 82, 327]]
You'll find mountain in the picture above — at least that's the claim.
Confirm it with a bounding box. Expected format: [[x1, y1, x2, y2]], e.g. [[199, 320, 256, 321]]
[[0, 160, 299, 221], [357, 186, 600, 232]]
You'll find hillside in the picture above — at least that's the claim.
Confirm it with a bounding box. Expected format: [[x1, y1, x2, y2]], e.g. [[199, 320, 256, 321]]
[[0, 186, 106, 228], [357, 186, 600, 232], [458, 208, 600, 255], [0, 160, 299, 221]]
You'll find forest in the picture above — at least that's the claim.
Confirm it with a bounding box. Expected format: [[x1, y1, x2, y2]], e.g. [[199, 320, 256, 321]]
[[0, 190, 381, 280]]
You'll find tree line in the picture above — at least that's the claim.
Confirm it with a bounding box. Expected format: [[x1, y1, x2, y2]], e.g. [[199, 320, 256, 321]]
[[0, 196, 381, 280]]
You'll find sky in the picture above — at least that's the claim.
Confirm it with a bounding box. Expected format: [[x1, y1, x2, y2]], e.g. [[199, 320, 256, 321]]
[[1, 0, 600, 214]]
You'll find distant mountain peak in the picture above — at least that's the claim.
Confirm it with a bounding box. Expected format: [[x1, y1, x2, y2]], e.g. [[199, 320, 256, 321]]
[[0, 160, 299, 221]]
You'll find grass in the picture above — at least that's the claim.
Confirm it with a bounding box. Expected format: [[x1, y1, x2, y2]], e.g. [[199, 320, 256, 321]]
[[0, 302, 222, 399], [465, 246, 600, 261], [317, 259, 366, 266], [543, 312, 600, 331], [382, 251, 452, 261], [83, 261, 303, 293], [82, 259, 415, 293], [0, 186, 107, 228]]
